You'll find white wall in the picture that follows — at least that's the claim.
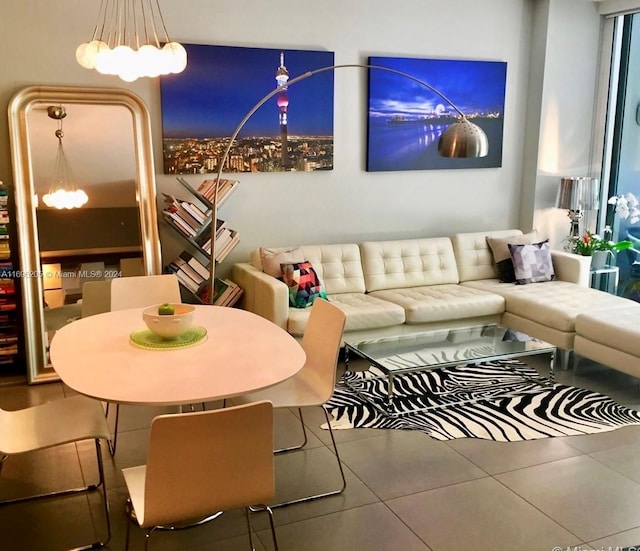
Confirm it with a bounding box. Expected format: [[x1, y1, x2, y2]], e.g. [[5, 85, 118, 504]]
[[0, 0, 602, 278], [529, 0, 603, 249]]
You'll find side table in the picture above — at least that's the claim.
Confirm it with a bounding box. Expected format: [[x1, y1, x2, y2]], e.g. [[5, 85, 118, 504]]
[[590, 264, 619, 295]]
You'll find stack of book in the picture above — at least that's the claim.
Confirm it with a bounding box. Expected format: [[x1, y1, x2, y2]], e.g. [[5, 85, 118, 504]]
[[0, 271, 17, 363], [197, 278, 243, 307], [194, 219, 239, 262], [161, 193, 210, 238], [195, 178, 239, 207], [0, 184, 17, 365], [0, 189, 9, 261], [165, 252, 210, 295]]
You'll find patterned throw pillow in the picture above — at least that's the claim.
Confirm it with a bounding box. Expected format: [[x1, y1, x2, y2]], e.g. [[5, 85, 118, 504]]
[[486, 231, 539, 283], [280, 261, 328, 308], [508, 240, 555, 284]]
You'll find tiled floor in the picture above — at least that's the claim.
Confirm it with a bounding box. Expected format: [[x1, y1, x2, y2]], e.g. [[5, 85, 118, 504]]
[[2, 353, 640, 550]]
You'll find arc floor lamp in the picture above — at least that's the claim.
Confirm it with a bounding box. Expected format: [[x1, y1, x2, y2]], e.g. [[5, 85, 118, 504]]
[[205, 63, 491, 302]]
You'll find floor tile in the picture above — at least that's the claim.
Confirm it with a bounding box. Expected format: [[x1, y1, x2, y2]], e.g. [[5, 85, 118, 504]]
[[446, 434, 583, 474], [261, 502, 431, 551], [269, 445, 379, 525], [387, 477, 580, 551], [338, 429, 486, 500], [590, 441, 640, 483], [0, 493, 99, 551], [587, 526, 640, 550], [0, 443, 85, 500], [496, 455, 640, 542], [561, 424, 640, 454]]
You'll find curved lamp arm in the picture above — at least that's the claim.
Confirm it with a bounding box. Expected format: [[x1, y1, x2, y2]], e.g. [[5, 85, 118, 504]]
[[206, 62, 490, 302]]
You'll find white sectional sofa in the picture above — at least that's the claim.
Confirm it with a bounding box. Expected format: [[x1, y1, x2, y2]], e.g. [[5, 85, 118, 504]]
[[231, 229, 636, 369]]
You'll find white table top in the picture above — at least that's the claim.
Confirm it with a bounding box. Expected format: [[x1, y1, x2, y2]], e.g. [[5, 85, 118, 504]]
[[50, 305, 306, 406]]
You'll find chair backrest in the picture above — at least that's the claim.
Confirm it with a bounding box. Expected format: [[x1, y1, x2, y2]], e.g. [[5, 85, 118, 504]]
[[300, 298, 346, 403], [119, 257, 145, 277], [110, 274, 181, 311], [81, 280, 112, 318], [141, 401, 274, 527]]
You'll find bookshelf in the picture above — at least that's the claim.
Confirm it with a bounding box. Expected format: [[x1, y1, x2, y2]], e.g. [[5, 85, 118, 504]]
[[0, 181, 20, 375], [162, 178, 243, 307]]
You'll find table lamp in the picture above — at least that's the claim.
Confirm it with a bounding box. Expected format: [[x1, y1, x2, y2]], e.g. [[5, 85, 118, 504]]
[[557, 176, 600, 239]]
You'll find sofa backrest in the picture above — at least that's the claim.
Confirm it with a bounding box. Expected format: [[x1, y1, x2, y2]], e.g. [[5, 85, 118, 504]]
[[250, 244, 366, 295], [360, 238, 459, 292], [452, 229, 523, 282]]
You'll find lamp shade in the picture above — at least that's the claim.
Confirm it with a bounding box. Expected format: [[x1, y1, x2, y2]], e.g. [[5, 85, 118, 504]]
[[557, 177, 599, 211], [438, 117, 489, 158]]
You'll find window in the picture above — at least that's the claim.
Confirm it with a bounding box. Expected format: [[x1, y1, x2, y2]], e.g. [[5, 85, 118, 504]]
[[601, 13, 640, 299]]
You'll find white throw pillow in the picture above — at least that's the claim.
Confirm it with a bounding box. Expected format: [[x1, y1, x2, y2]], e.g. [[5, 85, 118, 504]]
[[259, 246, 305, 278]]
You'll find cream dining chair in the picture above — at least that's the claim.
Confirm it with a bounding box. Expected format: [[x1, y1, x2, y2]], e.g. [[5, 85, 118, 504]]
[[0, 395, 112, 550], [107, 274, 182, 454], [122, 401, 278, 551], [80, 280, 111, 318], [233, 298, 347, 508]]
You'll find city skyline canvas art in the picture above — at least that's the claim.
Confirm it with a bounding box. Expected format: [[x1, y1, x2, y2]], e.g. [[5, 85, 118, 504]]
[[160, 44, 335, 174], [366, 56, 507, 172]]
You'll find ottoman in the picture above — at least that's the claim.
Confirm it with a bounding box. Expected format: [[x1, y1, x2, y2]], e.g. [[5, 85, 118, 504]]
[[574, 305, 640, 378]]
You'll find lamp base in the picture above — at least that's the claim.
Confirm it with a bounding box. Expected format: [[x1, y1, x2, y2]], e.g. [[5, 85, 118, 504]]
[[567, 209, 583, 239]]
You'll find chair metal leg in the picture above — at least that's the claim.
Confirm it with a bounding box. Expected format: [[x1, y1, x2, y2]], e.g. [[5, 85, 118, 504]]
[[0, 439, 112, 550], [265, 505, 279, 551], [126, 496, 226, 550], [269, 406, 347, 509], [275, 408, 308, 453], [245, 505, 279, 551], [245, 506, 256, 550]]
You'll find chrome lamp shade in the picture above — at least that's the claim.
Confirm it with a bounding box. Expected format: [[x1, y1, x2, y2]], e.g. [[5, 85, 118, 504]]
[[557, 176, 599, 240], [438, 117, 489, 158]]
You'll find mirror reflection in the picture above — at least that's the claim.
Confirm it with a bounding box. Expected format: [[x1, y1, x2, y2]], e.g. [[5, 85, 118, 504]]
[[28, 103, 142, 328], [9, 86, 162, 383]]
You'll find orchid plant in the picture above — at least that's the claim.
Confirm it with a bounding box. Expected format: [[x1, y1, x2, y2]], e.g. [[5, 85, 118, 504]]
[[608, 192, 640, 224], [571, 192, 639, 256]]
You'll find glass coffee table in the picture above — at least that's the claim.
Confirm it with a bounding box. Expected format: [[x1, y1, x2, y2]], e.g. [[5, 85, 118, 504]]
[[343, 323, 556, 416]]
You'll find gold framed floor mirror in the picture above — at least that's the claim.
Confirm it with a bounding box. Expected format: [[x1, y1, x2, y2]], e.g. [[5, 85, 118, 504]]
[[8, 85, 162, 383]]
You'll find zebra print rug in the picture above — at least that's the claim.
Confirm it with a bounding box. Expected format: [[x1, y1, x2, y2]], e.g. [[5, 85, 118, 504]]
[[324, 359, 640, 442]]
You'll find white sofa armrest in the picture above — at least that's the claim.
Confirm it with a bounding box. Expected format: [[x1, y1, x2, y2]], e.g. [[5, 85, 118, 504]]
[[231, 262, 289, 329], [551, 250, 591, 287]]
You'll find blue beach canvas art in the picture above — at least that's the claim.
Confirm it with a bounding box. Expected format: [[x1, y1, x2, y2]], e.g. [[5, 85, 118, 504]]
[[367, 56, 507, 172]]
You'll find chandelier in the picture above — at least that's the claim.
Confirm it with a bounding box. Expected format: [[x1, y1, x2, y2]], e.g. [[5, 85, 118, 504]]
[[43, 106, 88, 210], [75, 0, 187, 82]]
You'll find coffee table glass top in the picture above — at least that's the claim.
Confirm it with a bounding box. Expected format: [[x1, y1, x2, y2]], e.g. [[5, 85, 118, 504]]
[[342, 323, 556, 416], [343, 324, 555, 375]]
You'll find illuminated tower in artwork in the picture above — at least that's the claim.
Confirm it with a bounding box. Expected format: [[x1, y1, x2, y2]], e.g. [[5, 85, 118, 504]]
[[275, 52, 291, 169]]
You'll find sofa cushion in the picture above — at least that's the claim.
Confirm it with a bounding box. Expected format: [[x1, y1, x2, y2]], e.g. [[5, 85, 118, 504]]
[[369, 284, 505, 324], [486, 230, 539, 282], [575, 305, 640, 358], [463, 279, 631, 333], [361, 238, 459, 292], [452, 229, 523, 283], [508, 240, 554, 284], [286, 292, 405, 336]]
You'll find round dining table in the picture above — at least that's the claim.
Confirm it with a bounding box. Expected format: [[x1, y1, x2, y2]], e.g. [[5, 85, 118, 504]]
[[50, 305, 306, 406]]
